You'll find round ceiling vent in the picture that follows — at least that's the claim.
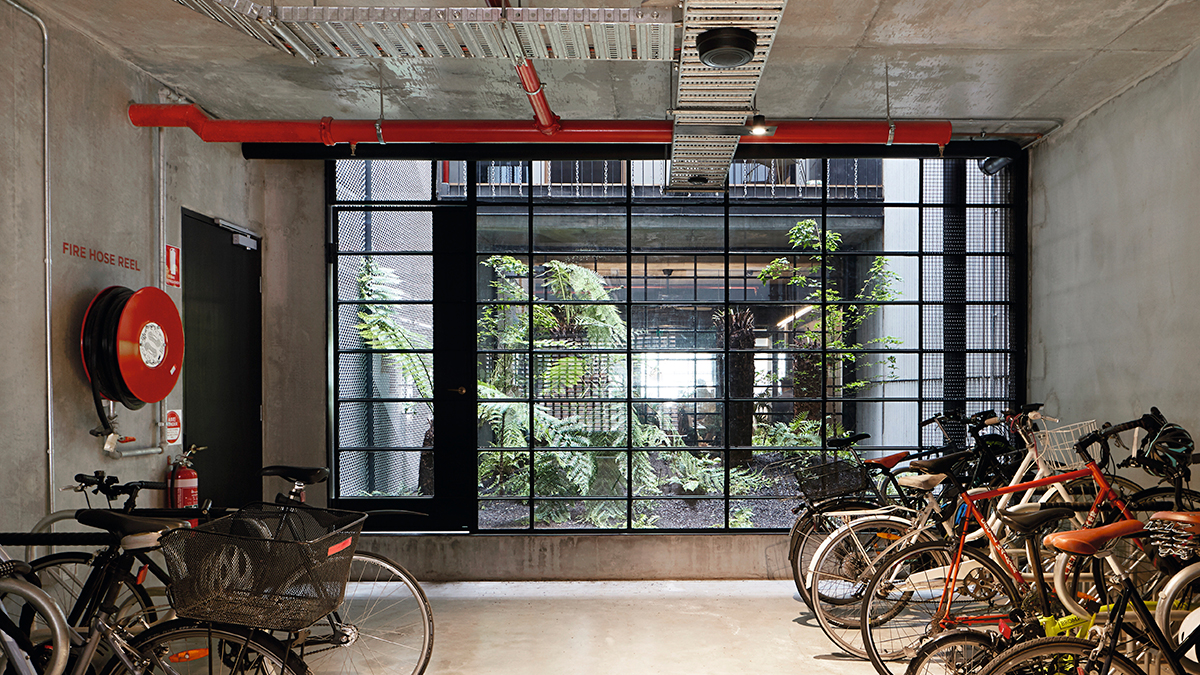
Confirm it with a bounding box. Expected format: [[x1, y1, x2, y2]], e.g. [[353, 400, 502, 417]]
[[696, 27, 757, 68]]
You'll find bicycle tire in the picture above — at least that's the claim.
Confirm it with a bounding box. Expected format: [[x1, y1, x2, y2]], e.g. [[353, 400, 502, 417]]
[[975, 636, 1141, 675], [788, 497, 886, 607], [290, 551, 434, 675], [1154, 557, 1200, 670], [0, 576, 71, 675], [28, 552, 156, 631], [809, 516, 927, 658], [860, 540, 1022, 675], [904, 629, 999, 675], [97, 618, 308, 675]]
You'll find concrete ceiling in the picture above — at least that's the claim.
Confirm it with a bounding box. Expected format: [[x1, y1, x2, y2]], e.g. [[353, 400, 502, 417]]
[[22, 0, 1200, 142]]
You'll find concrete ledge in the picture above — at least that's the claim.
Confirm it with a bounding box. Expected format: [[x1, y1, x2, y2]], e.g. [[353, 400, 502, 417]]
[[360, 533, 793, 581]]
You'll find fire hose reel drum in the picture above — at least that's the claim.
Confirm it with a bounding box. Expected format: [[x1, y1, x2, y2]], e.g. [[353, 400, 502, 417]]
[[81, 286, 184, 408]]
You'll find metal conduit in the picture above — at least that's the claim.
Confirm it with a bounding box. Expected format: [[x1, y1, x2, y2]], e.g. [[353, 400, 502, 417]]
[[5, 0, 54, 514]]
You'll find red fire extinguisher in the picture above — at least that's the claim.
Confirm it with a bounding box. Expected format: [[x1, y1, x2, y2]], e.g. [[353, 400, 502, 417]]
[[168, 444, 203, 524]]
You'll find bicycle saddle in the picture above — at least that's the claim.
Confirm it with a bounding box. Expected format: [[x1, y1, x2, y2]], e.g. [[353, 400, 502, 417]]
[[897, 473, 945, 492], [1043, 519, 1145, 556], [865, 451, 909, 470], [261, 465, 329, 485], [75, 509, 189, 551], [1148, 511, 1200, 524], [997, 506, 1074, 535], [828, 433, 870, 449], [910, 450, 973, 476]]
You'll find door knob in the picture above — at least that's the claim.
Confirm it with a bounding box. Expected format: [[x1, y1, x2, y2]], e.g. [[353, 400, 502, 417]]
[[447, 386, 467, 395]]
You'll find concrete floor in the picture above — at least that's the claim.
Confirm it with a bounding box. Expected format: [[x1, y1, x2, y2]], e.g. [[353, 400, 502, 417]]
[[420, 580, 878, 675]]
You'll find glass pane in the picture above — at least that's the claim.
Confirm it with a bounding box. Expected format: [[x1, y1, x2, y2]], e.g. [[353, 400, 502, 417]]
[[664, 400, 724, 448], [966, 257, 1011, 301], [531, 402, 624, 447], [337, 211, 433, 252], [337, 451, 430, 497], [535, 160, 625, 200], [729, 499, 795, 528], [632, 498, 725, 529], [531, 306, 628, 349], [859, 400, 920, 447], [478, 499, 529, 529], [338, 401, 433, 448], [335, 161, 431, 202], [435, 160, 467, 201], [478, 353, 530, 399], [477, 304, 528, 350], [534, 353, 627, 399], [531, 450, 629, 498], [630, 161, 725, 203], [630, 305, 721, 350], [827, 158, 883, 201], [632, 208, 723, 251], [828, 352, 919, 398], [879, 206, 920, 252], [478, 206, 529, 252], [339, 303, 433, 351], [477, 255, 531, 302], [341, 254, 433, 301], [728, 158, 819, 201], [648, 450, 725, 497], [630, 255, 725, 302], [534, 500, 626, 529], [533, 206, 625, 251], [337, 353, 432, 399], [477, 160, 529, 201], [632, 353, 721, 399], [968, 306, 1010, 348], [532, 255, 627, 302], [728, 254, 818, 302], [479, 451, 530, 497], [477, 400, 531, 450], [729, 207, 822, 251]]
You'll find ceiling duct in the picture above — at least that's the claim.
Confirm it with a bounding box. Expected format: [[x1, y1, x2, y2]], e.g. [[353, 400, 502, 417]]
[[170, 0, 678, 62], [668, 0, 787, 191]]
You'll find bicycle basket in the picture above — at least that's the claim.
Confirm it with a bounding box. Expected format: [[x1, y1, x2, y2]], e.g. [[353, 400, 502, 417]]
[[159, 502, 366, 632], [769, 455, 874, 502], [1032, 420, 1098, 471]]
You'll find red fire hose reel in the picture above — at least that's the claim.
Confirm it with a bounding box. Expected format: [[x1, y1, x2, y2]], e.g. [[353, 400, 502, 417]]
[[80, 286, 184, 438]]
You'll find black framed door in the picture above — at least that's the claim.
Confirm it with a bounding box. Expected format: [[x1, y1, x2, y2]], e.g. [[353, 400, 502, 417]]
[[331, 205, 476, 531], [182, 210, 263, 508]]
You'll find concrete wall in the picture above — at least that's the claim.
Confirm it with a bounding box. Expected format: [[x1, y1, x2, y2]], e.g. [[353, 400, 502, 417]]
[[1028, 43, 1200, 446], [0, 5, 326, 529]]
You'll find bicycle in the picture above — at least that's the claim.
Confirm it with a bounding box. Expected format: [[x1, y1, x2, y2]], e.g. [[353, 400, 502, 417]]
[[0, 554, 70, 675], [976, 516, 1187, 675], [24, 467, 435, 675], [806, 405, 1087, 658], [7, 508, 313, 675], [857, 409, 1186, 675]]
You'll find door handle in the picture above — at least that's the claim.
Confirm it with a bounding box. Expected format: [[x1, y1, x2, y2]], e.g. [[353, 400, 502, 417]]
[[447, 386, 468, 395]]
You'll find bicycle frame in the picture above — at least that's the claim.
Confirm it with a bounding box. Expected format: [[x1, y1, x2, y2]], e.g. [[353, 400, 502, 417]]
[[933, 458, 1135, 623]]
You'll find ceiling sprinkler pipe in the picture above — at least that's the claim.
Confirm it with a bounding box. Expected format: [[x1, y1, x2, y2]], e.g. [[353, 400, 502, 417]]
[[514, 59, 561, 136], [128, 104, 953, 146]]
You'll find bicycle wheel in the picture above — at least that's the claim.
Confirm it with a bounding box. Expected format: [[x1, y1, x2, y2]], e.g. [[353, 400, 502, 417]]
[[1154, 558, 1200, 670], [0, 576, 70, 675], [294, 551, 434, 675], [976, 636, 1141, 675], [809, 516, 924, 658], [98, 618, 307, 675], [28, 552, 156, 630], [789, 497, 885, 607], [905, 629, 999, 675], [860, 541, 1021, 675]]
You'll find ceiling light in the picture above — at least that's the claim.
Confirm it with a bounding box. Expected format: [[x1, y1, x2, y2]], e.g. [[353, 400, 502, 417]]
[[696, 28, 757, 69], [748, 114, 769, 136], [977, 156, 1014, 176]]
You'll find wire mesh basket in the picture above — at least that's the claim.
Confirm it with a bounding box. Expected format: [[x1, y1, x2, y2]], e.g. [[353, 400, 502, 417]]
[[1032, 420, 1097, 470], [160, 502, 367, 632], [768, 455, 875, 502]]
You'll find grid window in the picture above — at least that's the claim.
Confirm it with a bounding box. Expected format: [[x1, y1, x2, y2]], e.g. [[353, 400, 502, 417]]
[[331, 157, 1020, 531]]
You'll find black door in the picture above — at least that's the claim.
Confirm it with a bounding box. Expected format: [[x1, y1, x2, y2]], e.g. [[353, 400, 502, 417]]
[[182, 210, 262, 508]]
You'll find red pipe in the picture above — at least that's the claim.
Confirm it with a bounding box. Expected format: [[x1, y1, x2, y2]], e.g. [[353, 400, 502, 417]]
[[514, 59, 561, 136], [128, 104, 952, 146]]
